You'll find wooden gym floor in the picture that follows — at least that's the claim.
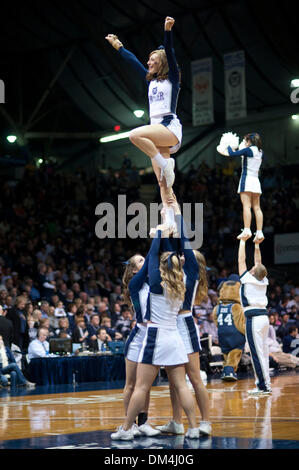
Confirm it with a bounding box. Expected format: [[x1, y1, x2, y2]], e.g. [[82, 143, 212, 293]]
[[0, 370, 298, 450]]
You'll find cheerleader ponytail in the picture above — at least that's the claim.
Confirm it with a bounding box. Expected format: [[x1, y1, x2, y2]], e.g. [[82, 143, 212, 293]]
[[244, 132, 262, 150], [159, 252, 186, 303], [193, 250, 208, 305], [122, 254, 143, 309]]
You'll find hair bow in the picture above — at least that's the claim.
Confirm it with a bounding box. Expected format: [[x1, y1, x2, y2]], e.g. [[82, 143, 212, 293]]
[[167, 252, 180, 270]]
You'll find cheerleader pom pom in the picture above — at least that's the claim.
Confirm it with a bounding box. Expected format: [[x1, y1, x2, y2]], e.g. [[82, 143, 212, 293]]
[[216, 145, 229, 156], [216, 131, 239, 156], [221, 132, 239, 149]]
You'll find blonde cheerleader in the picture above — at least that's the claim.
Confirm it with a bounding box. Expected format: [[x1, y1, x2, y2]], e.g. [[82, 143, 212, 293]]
[[111, 229, 199, 441]]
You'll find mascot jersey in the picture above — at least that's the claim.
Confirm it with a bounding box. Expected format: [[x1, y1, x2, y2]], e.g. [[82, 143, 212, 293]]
[[215, 303, 245, 353]]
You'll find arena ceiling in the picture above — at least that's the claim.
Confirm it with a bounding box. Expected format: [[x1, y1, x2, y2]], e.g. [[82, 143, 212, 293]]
[[0, 0, 298, 162]]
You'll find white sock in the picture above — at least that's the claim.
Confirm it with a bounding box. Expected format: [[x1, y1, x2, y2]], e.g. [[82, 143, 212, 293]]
[[153, 152, 167, 169], [165, 208, 175, 226]]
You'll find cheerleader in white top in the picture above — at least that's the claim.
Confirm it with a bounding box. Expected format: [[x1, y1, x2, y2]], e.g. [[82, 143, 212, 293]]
[[238, 239, 271, 395], [155, 203, 211, 437], [121, 251, 160, 437], [111, 229, 199, 441], [105, 16, 181, 199], [217, 132, 265, 243]]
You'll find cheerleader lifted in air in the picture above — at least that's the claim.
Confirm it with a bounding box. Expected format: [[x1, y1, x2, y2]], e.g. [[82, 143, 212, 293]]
[[105, 17, 181, 230], [217, 131, 265, 243]]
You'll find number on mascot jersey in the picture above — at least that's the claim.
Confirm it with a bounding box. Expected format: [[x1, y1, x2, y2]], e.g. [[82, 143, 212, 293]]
[[218, 312, 233, 327]]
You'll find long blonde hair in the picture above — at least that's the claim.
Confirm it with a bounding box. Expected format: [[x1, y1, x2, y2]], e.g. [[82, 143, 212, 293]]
[[121, 254, 142, 309], [159, 252, 186, 303], [193, 250, 208, 305]]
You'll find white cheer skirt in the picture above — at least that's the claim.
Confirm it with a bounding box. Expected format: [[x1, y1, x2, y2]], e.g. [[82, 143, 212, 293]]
[[177, 312, 201, 355], [150, 114, 182, 154], [138, 323, 188, 366], [124, 324, 147, 362], [238, 174, 262, 194]]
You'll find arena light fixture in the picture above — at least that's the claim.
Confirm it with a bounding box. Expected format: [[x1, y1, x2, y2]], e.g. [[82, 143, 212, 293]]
[[291, 79, 299, 87], [133, 110, 145, 118], [7, 135, 17, 143], [291, 114, 298, 120], [99, 131, 131, 143]]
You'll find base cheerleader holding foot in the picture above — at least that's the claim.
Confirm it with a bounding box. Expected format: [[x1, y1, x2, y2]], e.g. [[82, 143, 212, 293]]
[[149, 191, 179, 238], [120, 249, 163, 438], [238, 239, 272, 395], [156, 201, 212, 437], [111, 225, 199, 441], [217, 131, 265, 243]]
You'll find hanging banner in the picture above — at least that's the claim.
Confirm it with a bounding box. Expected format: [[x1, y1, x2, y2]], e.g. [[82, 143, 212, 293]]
[[191, 58, 214, 126], [224, 50, 247, 120], [274, 233, 299, 264]]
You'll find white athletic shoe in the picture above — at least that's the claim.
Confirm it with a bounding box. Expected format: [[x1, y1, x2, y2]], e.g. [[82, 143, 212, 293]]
[[149, 223, 174, 238], [155, 420, 184, 434], [199, 421, 212, 436], [111, 442, 134, 449], [149, 227, 156, 238], [132, 423, 142, 437], [138, 423, 161, 436], [248, 388, 272, 396], [171, 225, 180, 238], [111, 425, 134, 441], [185, 427, 199, 439], [253, 230, 265, 243], [237, 228, 252, 240], [160, 158, 175, 188]]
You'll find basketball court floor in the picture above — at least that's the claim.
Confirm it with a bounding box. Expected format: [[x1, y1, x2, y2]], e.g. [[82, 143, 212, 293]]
[[0, 369, 298, 450]]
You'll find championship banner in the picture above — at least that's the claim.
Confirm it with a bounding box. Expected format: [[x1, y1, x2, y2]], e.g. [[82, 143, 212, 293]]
[[191, 58, 214, 126], [224, 50, 247, 121], [274, 233, 299, 264]]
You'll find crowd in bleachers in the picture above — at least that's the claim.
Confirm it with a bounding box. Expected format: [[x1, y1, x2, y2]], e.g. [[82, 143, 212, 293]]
[[0, 157, 298, 363]]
